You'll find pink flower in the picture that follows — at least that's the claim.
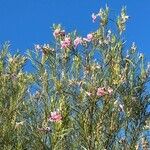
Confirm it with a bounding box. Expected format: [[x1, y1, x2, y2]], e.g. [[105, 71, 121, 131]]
[[92, 13, 97, 22], [48, 111, 62, 122], [107, 87, 113, 95], [53, 28, 61, 38], [74, 37, 82, 48], [53, 29, 65, 38], [97, 87, 106, 96], [61, 37, 71, 49], [83, 33, 93, 42]]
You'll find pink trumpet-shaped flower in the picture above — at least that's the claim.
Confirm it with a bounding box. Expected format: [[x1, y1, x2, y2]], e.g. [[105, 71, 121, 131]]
[[97, 87, 106, 96], [74, 37, 82, 48], [83, 33, 93, 42], [48, 111, 62, 122], [61, 37, 71, 49]]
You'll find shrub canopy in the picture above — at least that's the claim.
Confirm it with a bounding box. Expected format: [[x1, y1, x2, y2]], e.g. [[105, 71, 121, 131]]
[[0, 6, 150, 150]]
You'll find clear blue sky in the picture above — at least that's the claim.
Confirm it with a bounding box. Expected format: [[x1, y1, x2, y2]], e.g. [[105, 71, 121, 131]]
[[0, 0, 150, 61]]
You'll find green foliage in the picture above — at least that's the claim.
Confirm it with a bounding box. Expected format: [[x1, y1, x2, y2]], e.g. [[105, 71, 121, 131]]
[[0, 6, 150, 150], [0, 43, 33, 149]]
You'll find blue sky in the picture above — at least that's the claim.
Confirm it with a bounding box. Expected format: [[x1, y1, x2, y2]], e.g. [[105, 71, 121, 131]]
[[0, 0, 150, 62]]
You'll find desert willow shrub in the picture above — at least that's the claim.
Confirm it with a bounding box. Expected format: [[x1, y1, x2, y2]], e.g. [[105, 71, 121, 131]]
[[27, 6, 150, 150], [0, 6, 149, 150], [0, 43, 33, 149]]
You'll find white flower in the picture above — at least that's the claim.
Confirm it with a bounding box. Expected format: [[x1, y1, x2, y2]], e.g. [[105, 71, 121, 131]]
[[34, 44, 41, 50]]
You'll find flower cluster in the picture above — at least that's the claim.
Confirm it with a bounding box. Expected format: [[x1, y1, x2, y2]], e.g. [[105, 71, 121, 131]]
[[48, 110, 62, 122], [53, 25, 96, 50], [37, 110, 62, 133], [60, 37, 72, 49], [74, 37, 82, 48], [97, 87, 113, 97]]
